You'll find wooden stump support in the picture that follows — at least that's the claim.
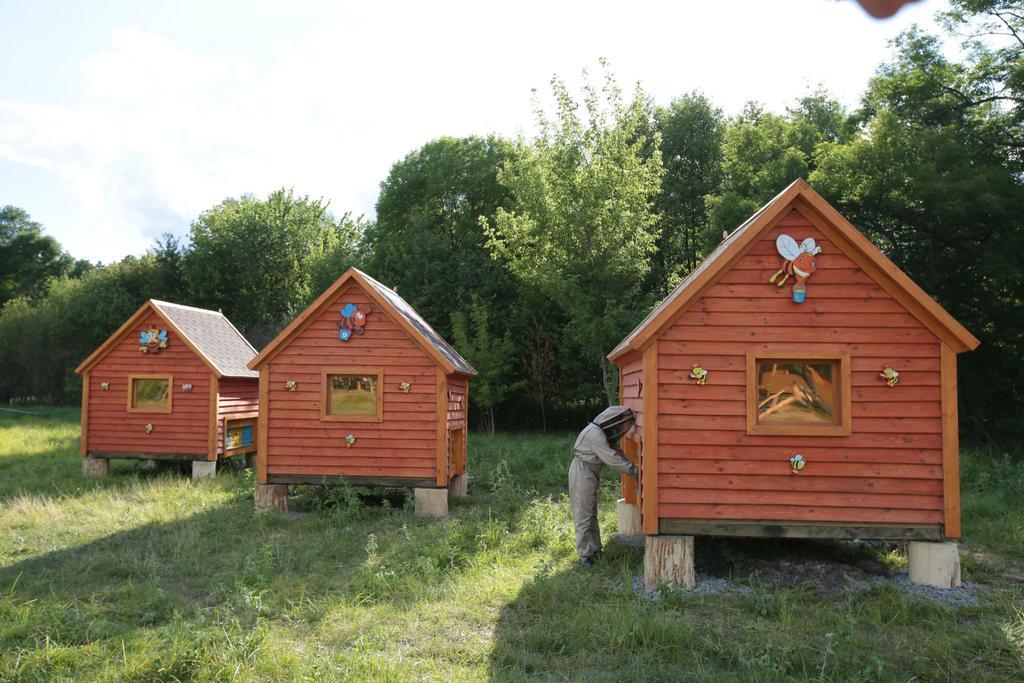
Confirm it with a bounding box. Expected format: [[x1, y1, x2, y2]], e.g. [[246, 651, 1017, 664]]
[[908, 541, 961, 588], [255, 484, 288, 514], [644, 535, 696, 591], [617, 499, 642, 536], [414, 487, 448, 518]]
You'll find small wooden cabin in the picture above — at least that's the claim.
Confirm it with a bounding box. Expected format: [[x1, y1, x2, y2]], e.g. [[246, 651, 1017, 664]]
[[248, 267, 476, 516], [610, 180, 979, 583], [76, 300, 260, 479]]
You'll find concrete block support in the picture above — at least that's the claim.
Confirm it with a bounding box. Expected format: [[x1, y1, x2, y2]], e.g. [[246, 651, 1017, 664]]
[[908, 541, 961, 588], [82, 457, 109, 477], [414, 487, 448, 518], [616, 499, 642, 536], [191, 460, 217, 480], [254, 484, 289, 514], [644, 535, 696, 591], [449, 473, 468, 498]]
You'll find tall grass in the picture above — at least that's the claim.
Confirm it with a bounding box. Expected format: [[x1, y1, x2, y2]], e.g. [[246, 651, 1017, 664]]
[[0, 410, 1022, 681]]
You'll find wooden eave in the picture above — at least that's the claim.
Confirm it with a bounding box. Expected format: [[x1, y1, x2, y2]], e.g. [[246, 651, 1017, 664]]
[[608, 179, 980, 363], [74, 300, 223, 378], [248, 267, 461, 374]]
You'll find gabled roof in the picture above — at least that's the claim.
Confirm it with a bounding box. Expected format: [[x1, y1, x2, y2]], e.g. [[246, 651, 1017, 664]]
[[609, 179, 980, 361], [75, 300, 258, 378], [248, 267, 477, 376]]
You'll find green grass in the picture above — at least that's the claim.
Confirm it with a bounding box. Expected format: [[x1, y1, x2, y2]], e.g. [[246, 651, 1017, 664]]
[[1, 408, 1023, 681]]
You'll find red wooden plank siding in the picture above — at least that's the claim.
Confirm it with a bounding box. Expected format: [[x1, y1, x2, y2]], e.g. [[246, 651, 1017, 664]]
[[446, 374, 468, 430], [658, 208, 944, 526], [265, 283, 438, 480], [87, 311, 210, 455], [217, 376, 259, 455]]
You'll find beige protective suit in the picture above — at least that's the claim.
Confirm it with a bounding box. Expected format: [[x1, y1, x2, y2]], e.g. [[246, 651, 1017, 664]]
[[569, 407, 637, 561]]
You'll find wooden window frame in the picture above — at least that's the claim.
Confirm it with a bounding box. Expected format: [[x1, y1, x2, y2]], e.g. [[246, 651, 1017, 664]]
[[745, 349, 851, 437], [127, 373, 173, 414], [321, 367, 384, 422]]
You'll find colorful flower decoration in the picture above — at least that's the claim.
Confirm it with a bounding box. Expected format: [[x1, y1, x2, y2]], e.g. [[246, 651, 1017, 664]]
[[139, 327, 168, 353], [338, 303, 372, 341], [285, 380, 298, 391], [880, 367, 900, 387], [789, 454, 806, 474], [689, 363, 709, 385], [770, 235, 822, 303], [399, 382, 412, 393], [345, 434, 356, 447]]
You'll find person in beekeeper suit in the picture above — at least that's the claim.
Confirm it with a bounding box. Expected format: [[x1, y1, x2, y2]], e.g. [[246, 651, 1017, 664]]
[[569, 405, 638, 566]]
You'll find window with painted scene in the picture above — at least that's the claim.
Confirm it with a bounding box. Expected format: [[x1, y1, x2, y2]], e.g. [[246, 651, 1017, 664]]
[[745, 350, 850, 436], [321, 368, 383, 421]]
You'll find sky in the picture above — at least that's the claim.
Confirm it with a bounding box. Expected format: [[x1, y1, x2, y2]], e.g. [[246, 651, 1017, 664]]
[[0, 0, 948, 264]]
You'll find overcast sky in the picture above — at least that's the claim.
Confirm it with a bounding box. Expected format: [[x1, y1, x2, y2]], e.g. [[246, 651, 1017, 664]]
[[0, 0, 946, 264]]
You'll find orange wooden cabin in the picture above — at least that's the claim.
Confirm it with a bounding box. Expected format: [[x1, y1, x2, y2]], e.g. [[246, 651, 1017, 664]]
[[248, 267, 476, 514], [610, 180, 979, 543], [75, 300, 260, 478]]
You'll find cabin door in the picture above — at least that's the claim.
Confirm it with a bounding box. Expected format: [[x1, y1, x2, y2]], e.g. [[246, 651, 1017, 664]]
[[448, 426, 467, 477]]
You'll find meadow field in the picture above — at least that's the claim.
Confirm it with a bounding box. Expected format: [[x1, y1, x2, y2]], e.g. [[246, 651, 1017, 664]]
[[1, 408, 1022, 681]]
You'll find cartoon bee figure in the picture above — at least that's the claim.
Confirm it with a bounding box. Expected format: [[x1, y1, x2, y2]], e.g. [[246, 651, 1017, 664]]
[[789, 454, 806, 474], [689, 363, 709, 385], [338, 303, 372, 341], [399, 382, 412, 394], [769, 234, 822, 303], [880, 367, 900, 387], [139, 326, 168, 353]]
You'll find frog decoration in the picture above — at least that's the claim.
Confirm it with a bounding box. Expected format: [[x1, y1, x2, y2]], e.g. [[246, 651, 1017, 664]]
[[338, 304, 373, 341], [689, 363, 709, 385], [880, 367, 900, 387], [139, 327, 168, 353]]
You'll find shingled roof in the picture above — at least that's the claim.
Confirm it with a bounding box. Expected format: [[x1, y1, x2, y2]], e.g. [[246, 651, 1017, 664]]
[[75, 300, 258, 378], [249, 267, 477, 376], [609, 179, 980, 361]]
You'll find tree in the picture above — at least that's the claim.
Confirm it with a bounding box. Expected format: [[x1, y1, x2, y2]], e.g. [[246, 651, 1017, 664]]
[[485, 61, 664, 404], [0, 205, 87, 309], [449, 296, 519, 433], [812, 5, 1024, 440], [652, 93, 724, 284], [364, 135, 517, 340], [182, 188, 360, 345]]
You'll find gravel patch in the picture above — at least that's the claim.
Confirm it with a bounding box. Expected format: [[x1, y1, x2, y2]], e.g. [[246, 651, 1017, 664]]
[[632, 573, 752, 601]]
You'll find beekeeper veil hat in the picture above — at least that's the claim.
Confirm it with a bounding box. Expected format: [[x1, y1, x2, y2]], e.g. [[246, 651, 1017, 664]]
[[591, 405, 636, 442]]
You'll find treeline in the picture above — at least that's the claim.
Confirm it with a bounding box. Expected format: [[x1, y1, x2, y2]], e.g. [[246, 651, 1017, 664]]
[[1, 1, 1021, 439]]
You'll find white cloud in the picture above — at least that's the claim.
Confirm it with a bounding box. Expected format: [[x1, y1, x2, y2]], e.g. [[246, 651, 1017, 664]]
[[0, 0, 944, 263]]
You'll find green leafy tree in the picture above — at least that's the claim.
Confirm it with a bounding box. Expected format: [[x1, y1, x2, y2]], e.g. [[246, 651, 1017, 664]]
[[0, 206, 89, 308], [365, 136, 517, 340], [182, 188, 360, 344], [653, 92, 724, 284], [450, 296, 519, 433], [485, 61, 664, 404]]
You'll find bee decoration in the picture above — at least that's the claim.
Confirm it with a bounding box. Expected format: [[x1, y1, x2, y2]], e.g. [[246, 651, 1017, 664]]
[[100, 382, 110, 391], [345, 434, 357, 447], [688, 363, 709, 385], [769, 234, 822, 303], [338, 303, 373, 342], [789, 454, 806, 474], [139, 326, 168, 353], [284, 380, 298, 391], [144, 423, 154, 434], [399, 382, 412, 394], [880, 367, 900, 387]]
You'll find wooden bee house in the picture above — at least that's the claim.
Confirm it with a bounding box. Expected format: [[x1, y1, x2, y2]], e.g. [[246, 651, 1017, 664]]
[[248, 267, 476, 517], [609, 180, 979, 586], [75, 300, 260, 479]]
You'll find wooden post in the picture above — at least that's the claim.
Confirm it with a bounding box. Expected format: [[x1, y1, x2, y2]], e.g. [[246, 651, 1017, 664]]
[[82, 457, 108, 477], [207, 375, 219, 461], [435, 369, 448, 487], [941, 344, 961, 538], [256, 366, 269, 485], [641, 342, 659, 534], [255, 484, 288, 514], [908, 541, 961, 588], [449, 473, 468, 497], [617, 499, 642, 536], [415, 487, 448, 518], [644, 535, 695, 591], [80, 370, 90, 456]]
